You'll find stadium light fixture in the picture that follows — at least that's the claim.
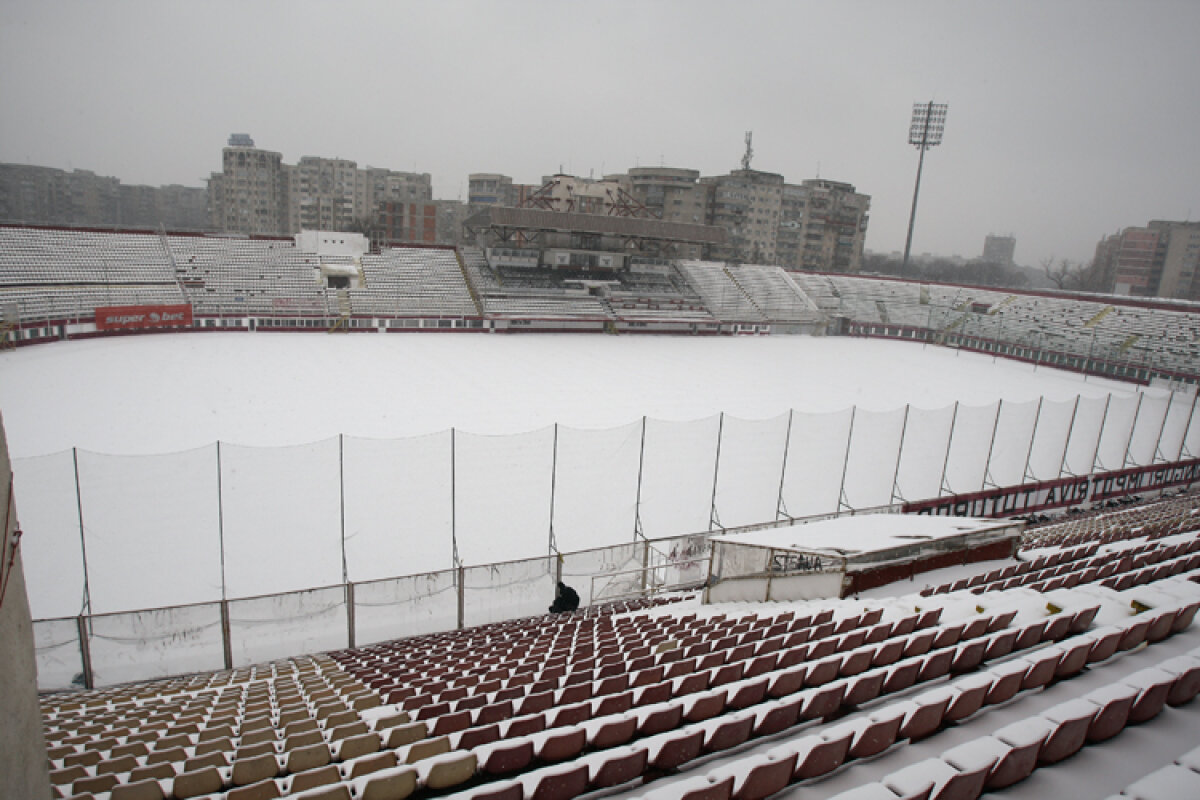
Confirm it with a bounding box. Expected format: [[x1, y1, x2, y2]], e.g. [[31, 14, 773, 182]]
[[901, 101, 948, 274]]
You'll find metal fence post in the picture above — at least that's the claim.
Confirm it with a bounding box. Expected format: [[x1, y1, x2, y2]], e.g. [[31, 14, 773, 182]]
[[981, 399, 1003, 490], [76, 615, 93, 690], [220, 599, 232, 670], [837, 407, 858, 512], [776, 409, 794, 521], [1021, 397, 1044, 483], [1123, 392, 1145, 469], [456, 565, 465, 631], [709, 413, 724, 531], [72, 448, 91, 617], [1090, 395, 1113, 473], [345, 581, 355, 650], [1057, 396, 1081, 478], [938, 401, 960, 496], [889, 404, 911, 505]]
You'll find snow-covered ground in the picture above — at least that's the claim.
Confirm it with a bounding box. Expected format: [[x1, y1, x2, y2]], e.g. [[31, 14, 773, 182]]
[[0, 333, 1135, 457]]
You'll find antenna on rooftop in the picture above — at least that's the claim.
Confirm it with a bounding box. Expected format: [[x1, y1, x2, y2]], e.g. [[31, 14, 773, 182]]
[[741, 131, 754, 171]]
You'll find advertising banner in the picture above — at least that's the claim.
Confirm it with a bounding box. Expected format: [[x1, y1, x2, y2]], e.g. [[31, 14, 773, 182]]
[[904, 457, 1200, 517], [95, 304, 192, 331]]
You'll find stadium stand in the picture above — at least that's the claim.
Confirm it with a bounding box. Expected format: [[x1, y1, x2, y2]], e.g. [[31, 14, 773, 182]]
[[34, 490, 1200, 800], [2, 224, 1199, 383]]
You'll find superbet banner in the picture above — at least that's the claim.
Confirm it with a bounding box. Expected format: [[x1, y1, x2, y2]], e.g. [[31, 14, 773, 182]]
[[904, 458, 1200, 518], [95, 304, 193, 331]]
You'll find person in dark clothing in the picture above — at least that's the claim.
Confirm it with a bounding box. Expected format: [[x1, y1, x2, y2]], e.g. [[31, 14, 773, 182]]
[[549, 581, 580, 614]]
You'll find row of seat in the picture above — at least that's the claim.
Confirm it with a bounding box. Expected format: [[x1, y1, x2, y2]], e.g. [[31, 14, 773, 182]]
[[632, 596, 1200, 800]]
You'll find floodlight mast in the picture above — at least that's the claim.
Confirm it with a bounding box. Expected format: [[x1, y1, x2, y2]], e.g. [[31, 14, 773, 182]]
[[901, 101, 948, 274]]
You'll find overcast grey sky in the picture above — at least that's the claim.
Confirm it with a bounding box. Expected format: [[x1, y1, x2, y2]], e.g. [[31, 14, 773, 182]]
[[2, 0, 1197, 267]]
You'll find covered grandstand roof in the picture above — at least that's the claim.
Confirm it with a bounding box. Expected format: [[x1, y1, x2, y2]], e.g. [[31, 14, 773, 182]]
[[465, 206, 727, 245]]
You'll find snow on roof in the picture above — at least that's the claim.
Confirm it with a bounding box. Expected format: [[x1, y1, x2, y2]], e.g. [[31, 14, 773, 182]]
[[710, 514, 1017, 557]]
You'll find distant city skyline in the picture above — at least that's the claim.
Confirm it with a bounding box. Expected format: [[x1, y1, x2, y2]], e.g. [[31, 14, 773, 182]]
[[2, 1, 1197, 268]]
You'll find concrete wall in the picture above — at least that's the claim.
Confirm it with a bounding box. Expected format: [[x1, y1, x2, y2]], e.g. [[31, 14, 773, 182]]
[[0, 411, 50, 800]]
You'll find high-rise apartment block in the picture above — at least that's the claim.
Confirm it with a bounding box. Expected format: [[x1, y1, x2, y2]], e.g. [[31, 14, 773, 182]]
[[779, 179, 870, 272], [1093, 221, 1200, 300], [208, 136, 288, 235], [208, 135, 432, 239], [701, 169, 785, 264], [982, 234, 1016, 267], [0, 163, 208, 230]]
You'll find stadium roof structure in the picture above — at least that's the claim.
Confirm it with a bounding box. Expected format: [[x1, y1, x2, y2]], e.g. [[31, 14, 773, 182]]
[[464, 206, 727, 247]]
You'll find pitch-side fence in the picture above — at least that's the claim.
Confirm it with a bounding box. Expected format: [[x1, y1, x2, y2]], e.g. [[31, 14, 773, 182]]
[[20, 389, 1200, 689]]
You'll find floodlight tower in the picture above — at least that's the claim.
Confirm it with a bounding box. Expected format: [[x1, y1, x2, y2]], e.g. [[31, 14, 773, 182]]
[[901, 101, 948, 273]]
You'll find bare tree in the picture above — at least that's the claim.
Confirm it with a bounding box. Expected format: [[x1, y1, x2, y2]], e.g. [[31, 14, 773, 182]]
[[1043, 256, 1080, 290]]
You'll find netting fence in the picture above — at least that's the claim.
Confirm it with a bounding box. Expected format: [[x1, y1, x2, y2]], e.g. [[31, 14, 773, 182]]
[[18, 388, 1200, 689]]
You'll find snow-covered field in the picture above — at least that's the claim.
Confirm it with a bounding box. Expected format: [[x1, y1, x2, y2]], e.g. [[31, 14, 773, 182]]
[[0, 333, 1133, 457], [2, 333, 1183, 620]]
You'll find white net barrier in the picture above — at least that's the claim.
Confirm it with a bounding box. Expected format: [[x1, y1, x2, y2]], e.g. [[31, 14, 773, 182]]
[[228, 585, 347, 668], [343, 432, 453, 581], [1025, 396, 1078, 482], [1184, 393, 1200, 458], [76, 445, 222, 614], [551, 422, 642, 553], [220, 438, 342, 598], [1063, 394, 1111, 477], [1128, 391, 1173, 467], [1159, 391, 1197, 462], [639, 416, 720, 538], [1095, 393, 1141, 472], [561, 542, 644, 604], [987, 399, 1041, 487], [12, 449, 86, 619], [455, 427, 554, 566], [33, 618, 83, 691], [462, 557, 555, 628], [779, 408, 853, 519], [646, 533, 711, 592], [894, 404, 956, 503], [354, 570, 457, 647], [86, 603, 225, 687], [942, 401, 1000, 497], [713, 413, 790, 529], [842, 407, 907, 509]]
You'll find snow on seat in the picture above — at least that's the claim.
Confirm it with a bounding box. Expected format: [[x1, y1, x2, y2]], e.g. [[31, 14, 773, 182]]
[[517, 760, 590, 800], [843, 670, 886, 707], [942, 673, 993, 723], [634, 773, 734, 800], [1122, 667, 1176, 724], [1158, 653, 1200, 706], [576, 744, 647, 790], [802, 682, 846, 720], [1121, 764, 1200, 800], [828, 782, 930, 800], [751, 695, 805, 737], [986, 720, 1051, 790], [706, 748, 798, 800], [632, 701, 684, 738], [1178, 742, 1200, 773], [701, 711, 756, 754], [848, 704, 907, 759], [884, 756, 983, 800], [766, 727, 852, 781], [1053, 635, 1097, 679], [1039, 698, 1098, 763], [642, 727, 704, 771], [897, 689, 953, 741], [1082, 682, 1140, 742], [1087, 626, 1126, 663]]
